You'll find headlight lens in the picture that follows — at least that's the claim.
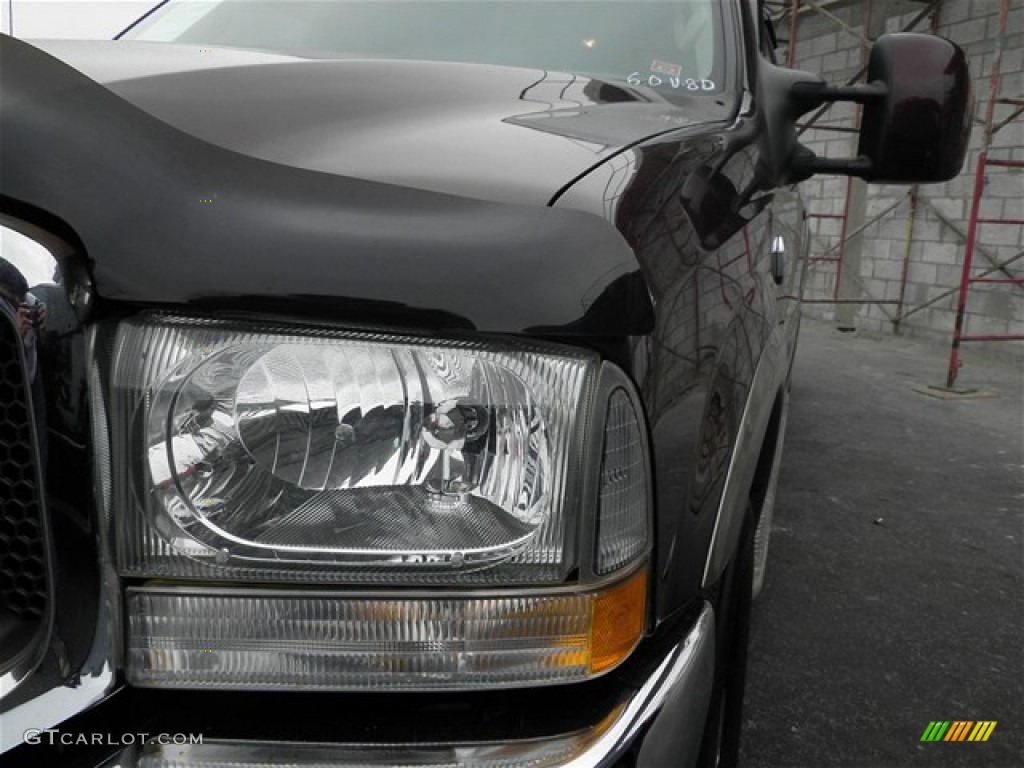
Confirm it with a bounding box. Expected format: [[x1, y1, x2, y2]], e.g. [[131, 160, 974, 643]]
[[108, 314, 653, 690], [595, 389, 649, 574], [112, 315, 593, 584]]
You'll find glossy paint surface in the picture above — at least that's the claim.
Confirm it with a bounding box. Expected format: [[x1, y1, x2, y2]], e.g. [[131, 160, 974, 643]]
[[555, 119, 805, 620], [5, 37, 680, 336], [36, 40, 728, 206], [0, 0, 808, 759], [857, 33, 973, 183]]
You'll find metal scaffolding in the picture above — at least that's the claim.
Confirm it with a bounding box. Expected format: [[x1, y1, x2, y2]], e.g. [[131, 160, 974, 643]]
[[946, 0, 1024, 387], [769, 0, 1024, 383], [771, 0, 943, 318]]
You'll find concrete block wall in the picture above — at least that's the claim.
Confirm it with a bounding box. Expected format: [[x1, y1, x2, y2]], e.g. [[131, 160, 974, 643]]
[[784, 0, 1023, 360]]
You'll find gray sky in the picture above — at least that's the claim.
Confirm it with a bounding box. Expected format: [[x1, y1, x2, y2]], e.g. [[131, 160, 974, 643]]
[[4, 0, 159, 39]]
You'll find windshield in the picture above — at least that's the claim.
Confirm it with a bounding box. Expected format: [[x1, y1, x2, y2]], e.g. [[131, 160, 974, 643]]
[[124, 0, 726, 95]]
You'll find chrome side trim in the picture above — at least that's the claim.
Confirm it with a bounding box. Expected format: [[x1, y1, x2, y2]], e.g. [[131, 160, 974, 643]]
[[702, 324, 787, 589], [752, 386, 790, 599]]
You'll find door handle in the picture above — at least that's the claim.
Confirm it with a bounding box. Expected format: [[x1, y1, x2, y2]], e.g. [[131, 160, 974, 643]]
[[770, 235, 786, 286]]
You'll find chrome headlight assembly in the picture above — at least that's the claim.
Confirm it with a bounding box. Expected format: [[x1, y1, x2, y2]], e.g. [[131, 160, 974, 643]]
[[111, 314, 653, 690], [112, 315, 596, 585]]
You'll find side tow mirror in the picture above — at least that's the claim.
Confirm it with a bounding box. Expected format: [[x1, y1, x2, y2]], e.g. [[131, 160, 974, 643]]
[[858, 33, 973, 182], [789, 33, 973, 184]]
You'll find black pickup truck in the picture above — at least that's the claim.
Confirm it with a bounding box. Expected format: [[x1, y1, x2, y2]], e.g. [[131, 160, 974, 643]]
[[0, 2, 969, 766]]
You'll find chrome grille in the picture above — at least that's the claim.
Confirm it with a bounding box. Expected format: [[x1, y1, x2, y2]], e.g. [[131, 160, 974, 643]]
[[0, 313, 46, 619]]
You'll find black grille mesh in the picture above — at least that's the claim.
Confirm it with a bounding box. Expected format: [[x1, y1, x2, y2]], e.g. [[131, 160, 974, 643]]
[[0, 314, 47, 618]]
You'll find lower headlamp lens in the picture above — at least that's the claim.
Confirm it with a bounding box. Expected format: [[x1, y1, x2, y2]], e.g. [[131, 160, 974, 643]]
[[126, 569, 646, 690], [107, 718, 623, 768]]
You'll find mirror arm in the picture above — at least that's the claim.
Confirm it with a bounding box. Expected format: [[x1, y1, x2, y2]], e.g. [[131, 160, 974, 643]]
[[792, 153, 873, 179], [781, 34, 972, 184], [786, 81, 888, 180], [790, 80, 889, 108]]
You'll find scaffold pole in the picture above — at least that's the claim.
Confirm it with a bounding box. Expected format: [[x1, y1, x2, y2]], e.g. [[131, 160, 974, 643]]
[[946, 0, 1020, 389]]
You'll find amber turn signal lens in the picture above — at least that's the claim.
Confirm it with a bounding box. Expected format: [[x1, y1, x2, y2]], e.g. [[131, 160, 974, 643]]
[[589, 567, 646, 674], [127, 568, 648, 690]]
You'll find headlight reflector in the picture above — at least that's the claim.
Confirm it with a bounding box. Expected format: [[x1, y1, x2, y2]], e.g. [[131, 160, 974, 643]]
[[112, 316, 593, 584]]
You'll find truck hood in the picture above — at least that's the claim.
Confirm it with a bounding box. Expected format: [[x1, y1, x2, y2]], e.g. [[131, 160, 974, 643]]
[[1, 36, 658, 334], [31, 40, 724, 205]]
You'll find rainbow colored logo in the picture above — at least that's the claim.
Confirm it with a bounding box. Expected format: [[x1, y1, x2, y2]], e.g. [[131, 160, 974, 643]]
[[920, 721, 997, 742]]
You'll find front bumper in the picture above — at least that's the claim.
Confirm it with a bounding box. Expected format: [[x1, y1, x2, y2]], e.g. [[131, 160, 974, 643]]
[[7, 604, 714, 768]]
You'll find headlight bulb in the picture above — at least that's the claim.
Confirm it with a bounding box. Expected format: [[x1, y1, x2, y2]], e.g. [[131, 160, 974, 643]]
[[423, 399, 490, 498]]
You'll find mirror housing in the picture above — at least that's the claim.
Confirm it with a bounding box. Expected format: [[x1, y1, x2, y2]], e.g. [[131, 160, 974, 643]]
[[789, 33, 973, 184], [857, 34, 972, 182]]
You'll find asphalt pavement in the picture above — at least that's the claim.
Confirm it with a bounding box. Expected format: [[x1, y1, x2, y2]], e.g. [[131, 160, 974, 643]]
[[739, 321, 1023, 768]]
